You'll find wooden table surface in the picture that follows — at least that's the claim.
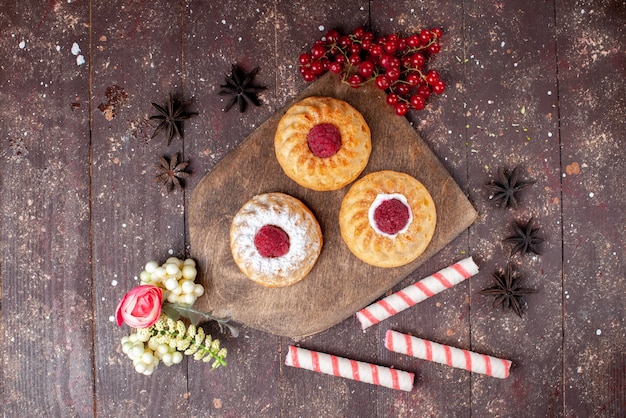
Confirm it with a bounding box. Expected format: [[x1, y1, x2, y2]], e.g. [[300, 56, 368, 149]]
[[1, 1, 625, 417]]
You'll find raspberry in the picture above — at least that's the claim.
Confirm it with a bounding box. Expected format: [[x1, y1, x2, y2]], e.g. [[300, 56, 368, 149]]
[[307, 123, 342, 158], [254, 225, 290, 258], [374, 199, 410, 235]]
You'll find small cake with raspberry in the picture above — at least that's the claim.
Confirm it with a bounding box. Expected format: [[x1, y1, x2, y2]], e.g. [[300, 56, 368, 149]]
[[339, 170, 437, 268], [274, 96, 372, 191], [230, 192, 323, 287]]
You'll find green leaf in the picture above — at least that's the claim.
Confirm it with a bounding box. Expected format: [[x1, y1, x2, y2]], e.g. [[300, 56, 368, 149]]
[[161, 304, 180, 321]]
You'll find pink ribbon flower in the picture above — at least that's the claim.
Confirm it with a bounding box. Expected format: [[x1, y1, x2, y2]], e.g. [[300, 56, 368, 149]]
[[115, 285, 163, 328]]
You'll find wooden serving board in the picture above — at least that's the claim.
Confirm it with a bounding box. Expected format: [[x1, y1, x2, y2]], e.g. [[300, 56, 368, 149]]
[[189, 73, 477, 338]]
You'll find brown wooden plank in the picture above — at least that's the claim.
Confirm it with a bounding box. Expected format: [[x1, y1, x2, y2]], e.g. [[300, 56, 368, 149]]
[[89, 1, 189, 415], [0, 1, 94, 415], [464, 1, 563, 415], [370, 1, 474, 416], [182, 1, 282, 416], [555, 1, 626, 416]]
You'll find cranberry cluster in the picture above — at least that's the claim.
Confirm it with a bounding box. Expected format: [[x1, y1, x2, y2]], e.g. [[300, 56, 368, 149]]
[[298, 27, 446, 116]]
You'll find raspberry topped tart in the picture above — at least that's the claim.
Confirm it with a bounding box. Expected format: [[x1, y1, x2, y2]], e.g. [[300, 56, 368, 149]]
[[274, 96, 372, 191], [339, 170, 436, 268], [230, 192, 323, 287]]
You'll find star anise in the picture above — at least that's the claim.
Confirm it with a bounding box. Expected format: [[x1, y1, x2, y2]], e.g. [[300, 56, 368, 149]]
[[150, 94, 196, 145], [480, 263, 538, 317], [485, 166, 534, 209], [504, 218, 544, 256], [219, 65, 266, 112], [154, 153, 190, 192]]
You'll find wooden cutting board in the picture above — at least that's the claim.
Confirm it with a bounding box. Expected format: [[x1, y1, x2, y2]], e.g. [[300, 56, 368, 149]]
[[189, 73, 477, 338]]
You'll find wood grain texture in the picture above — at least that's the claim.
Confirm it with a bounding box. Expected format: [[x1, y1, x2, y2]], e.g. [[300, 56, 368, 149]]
[[1, 1, 624, 416], [0, 1, 94, 416], [89, 1, 189, 415], [189, 73, 477, 338], [556, 1, 626, 416], [464, 0, 564, 416]]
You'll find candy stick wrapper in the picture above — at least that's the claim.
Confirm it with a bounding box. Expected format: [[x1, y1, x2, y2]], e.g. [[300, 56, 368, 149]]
[[385, 330, 512, 379], [357, 257, 479, 330], [285, 345, 414, 391]]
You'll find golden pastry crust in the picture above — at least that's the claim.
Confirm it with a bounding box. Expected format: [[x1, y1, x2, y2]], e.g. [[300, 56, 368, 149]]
[[230, 192, 323, 287], [339, 171, 437, 268], [274, 96, 372, 191]]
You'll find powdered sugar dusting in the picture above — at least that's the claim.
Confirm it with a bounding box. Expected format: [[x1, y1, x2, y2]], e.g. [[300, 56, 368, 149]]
[[231, 193, 321, 283], [368, 193, 413, 239]]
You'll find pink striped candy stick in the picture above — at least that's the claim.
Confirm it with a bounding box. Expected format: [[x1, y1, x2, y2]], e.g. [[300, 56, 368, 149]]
[[385, 330, 512, 379], [285, 345, 414, 391], [356, 257, 479, 330]]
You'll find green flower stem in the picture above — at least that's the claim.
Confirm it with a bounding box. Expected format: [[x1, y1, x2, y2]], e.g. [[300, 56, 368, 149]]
[[161, 302, 239, 337], [150, 315, 227, 369]]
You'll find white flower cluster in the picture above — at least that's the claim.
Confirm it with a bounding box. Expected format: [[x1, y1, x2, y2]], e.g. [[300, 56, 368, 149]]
[[121, 315, 227, 376], [119, 257, 223, 376], [139, 257, 204, 306], [120, 328, 183, 375]]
